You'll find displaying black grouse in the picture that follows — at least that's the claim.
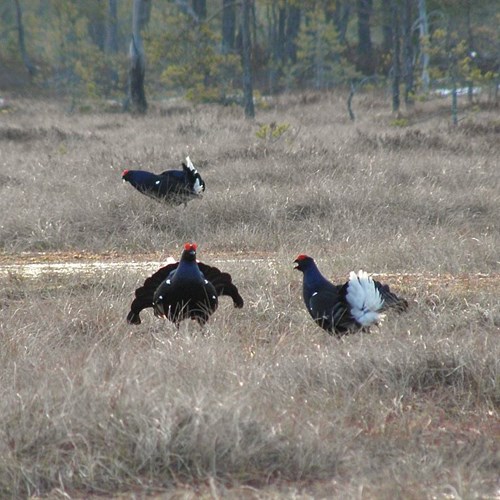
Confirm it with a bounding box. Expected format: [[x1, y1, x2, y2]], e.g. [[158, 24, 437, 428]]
[[122, 156, 205, 206], [294, 254, 408, 335], [127, 243, 244, 327]]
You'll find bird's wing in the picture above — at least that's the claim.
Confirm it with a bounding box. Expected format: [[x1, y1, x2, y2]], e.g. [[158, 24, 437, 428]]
[[127, 262, 179, 324], [197, 262, 244, 308], [308, 285, 350, 333], [157, 171, 192, 197], [159, 169, 184, 179], [373, 280, 408, 312]]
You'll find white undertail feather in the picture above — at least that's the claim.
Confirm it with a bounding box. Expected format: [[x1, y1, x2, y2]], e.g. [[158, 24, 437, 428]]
[[346, 270, 385, 327], [192, 177, 203, 194]]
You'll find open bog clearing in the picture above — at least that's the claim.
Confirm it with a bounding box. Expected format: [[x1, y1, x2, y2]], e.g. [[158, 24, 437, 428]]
[[0, 94, 499, 498], [1, 254, 499, 293]]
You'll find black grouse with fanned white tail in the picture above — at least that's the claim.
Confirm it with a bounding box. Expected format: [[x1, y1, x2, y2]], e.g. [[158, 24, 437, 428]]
[[127, 243, 244, 327], [294, 254, 408, 335], [122, 156, 205, 206]]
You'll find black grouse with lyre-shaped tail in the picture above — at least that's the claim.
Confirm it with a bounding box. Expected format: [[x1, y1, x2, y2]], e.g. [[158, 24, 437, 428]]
[[127, 243, 244, 327], [122, 156, 205, 206], [294, 254, 408, 336]]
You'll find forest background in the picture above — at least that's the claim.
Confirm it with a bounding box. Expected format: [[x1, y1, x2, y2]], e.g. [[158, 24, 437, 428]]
[[1, 0, 499, 115]]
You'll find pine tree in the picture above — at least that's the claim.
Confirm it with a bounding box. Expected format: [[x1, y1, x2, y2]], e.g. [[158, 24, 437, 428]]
[[293, 7, 357, 90]]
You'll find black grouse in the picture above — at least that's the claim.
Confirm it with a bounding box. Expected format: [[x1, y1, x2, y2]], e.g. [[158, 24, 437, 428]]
[[122, 156, 205, 206], [127, 243, 244, 327], [294, 254, 408, 335]]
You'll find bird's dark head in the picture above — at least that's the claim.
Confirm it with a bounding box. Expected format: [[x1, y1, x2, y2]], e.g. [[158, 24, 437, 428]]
[[294, 254, 314, 272], [121, 169, 157, 187], [181, 242, 198, 261]]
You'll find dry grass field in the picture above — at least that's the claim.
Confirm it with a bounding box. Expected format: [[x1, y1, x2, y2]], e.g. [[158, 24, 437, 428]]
[[0, 92, 499, 499]]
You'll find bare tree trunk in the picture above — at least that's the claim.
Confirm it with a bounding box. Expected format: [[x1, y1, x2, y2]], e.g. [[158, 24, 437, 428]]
[[356, 0, 374, 74], [127, 0, 148, 114], [222, 0, 236, 54], [251, 0, 257, 50], [465, 0, 474, 103], [451, 81, 458, 126], [269, 2, 286, 90], [381, 0, 393, 55], [105, 0, 119, 90], [285, 5, 301, 64], [12, 0, 36, 77], [267, 0, 278, 93], [105, 0, 119, 54], [391, 0, 401, 113], [192, 0, 206, 21], [417, 0, 430, 93], [277, 5, 286, 64], [241, 0, 254, 118], [403, 0, 414, 106]]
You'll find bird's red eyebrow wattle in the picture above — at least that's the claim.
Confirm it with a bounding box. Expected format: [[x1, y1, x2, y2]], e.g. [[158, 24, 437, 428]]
[[184, 242, 197, 251], [295, 254, 309, 261]]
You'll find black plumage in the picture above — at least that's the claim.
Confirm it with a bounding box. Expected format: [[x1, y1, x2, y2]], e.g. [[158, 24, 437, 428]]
[[127, 243, 244, 327], [294, 254, 408, 335], [122, 156, 205, 206]]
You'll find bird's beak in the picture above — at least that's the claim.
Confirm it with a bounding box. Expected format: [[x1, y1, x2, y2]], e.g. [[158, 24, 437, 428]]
[[293, 260, 300, 270]]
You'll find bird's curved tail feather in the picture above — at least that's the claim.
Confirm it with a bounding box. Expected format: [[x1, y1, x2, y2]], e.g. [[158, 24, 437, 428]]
[[183, 156, 205, 194]]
